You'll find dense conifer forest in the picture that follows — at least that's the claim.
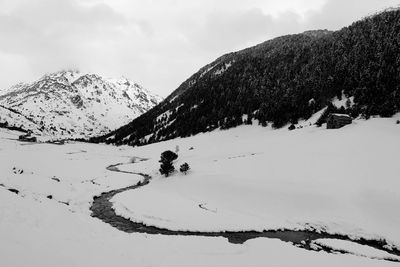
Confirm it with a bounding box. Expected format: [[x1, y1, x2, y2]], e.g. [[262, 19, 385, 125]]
[[92, 9, 400, 146]]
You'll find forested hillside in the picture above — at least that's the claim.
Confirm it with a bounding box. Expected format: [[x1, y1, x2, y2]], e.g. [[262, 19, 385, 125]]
[[92, 9, 400, 146]]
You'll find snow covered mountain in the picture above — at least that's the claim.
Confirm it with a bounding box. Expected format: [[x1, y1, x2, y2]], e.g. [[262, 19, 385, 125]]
[[94, 9, 400, 146], [0, 70, 162, 139]]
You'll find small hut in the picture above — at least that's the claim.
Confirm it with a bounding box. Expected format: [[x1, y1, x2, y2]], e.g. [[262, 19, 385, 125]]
[[326, 113, 352, 129]]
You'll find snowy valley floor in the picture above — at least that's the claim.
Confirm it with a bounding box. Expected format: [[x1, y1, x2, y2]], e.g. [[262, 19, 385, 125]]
[[1, 117, 400, 266]]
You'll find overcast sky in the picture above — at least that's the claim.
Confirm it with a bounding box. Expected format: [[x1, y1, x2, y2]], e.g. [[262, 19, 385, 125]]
[[0, 0, 398, 96]]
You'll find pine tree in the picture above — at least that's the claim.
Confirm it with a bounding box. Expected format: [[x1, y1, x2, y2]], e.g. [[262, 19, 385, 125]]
[[159, 161, 175, 177], [159, 150, 178, 177]]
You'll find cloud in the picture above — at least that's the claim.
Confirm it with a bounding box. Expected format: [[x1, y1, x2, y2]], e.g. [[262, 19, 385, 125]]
[[0, 0, 131, 79], [183, 8, 306, 54], [0, 51, 34, 88], [0, 0, 399, 96], [304, 0, 400, 30], [185, 8, 275, 52]]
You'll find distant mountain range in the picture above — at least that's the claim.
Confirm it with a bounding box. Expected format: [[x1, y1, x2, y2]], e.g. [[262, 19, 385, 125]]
[[92, 9, 400, 146], [0, 70, 161, 139]]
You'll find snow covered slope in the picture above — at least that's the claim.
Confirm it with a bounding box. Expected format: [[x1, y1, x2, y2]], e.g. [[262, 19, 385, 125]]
[[0, 105, 42, 132], [1, 119, 399, 266], [111, 116, 400, 248], [0, 70, 162, 139]]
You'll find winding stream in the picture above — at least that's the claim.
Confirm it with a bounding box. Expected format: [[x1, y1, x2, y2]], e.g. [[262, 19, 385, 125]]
[[90, 160, 400, 262]]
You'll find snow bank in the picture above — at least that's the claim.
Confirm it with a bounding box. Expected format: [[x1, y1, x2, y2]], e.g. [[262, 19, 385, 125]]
[[112, 117, 400, 247], [313, 239, 400, 261], [0, 190, 396, 267], [1, 124, 400, 266], [0, 130, 143, 214]]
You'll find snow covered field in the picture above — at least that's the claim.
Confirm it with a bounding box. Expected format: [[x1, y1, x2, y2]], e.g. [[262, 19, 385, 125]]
[[113, 118, 400, 245], [1, 117, 400, 266]]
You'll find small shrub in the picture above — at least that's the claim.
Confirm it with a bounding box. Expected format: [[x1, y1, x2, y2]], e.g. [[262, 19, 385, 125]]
[[288, 124, 296, 131], [179, 163, 190, 174]]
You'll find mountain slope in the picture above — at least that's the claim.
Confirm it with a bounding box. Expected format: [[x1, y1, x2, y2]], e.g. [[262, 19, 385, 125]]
[[0, 105, 41, 133], [0, 70, 162, 139], [93, 9, 400, 146]]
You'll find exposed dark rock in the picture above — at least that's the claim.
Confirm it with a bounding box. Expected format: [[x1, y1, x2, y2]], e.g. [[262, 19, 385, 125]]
[[8, 188, 19, 194]]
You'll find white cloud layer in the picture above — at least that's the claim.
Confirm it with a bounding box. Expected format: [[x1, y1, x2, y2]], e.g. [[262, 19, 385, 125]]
[[0, 0, 399, 96]]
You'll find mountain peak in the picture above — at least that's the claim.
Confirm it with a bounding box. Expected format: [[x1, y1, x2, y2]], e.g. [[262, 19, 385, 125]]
[[41, 69, 81, 81], [0, 71, 162, 139]]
